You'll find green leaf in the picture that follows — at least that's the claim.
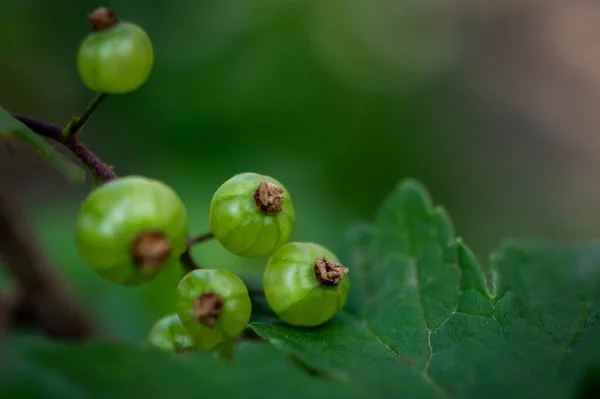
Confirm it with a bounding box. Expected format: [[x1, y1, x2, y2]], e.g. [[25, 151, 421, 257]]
[[0, 337, 360, 399], [252, 179, 600, 398], [0, 106, 85, 182]]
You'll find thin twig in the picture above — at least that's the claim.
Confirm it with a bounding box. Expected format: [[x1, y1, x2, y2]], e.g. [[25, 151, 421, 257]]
[[13, 115, 65, 140], [13, 115, 117, 181], [180, 248, 198, 273], [0, 179, 98, 339], [63, 136, 117, 181], [188, 232, 214, 247], [65, 93, 107, 136], [180, 232, 215, 272]]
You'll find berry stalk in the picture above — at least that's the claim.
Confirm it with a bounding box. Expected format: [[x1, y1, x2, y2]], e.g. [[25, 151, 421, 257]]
[[13, 115, 117, 181], [180, 233, 215, 273], [62, 92, 108, 137]]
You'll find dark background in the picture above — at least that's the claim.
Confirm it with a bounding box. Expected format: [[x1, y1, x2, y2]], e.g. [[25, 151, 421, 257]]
[[3, 0, 600, 343]]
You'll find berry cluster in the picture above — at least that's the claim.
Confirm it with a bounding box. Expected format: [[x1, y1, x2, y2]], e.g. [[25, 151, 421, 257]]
[[72, 8, 350, 354]]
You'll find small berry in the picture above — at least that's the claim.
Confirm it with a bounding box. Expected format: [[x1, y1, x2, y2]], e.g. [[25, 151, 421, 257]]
[[76, 7, 154, 94], [263, 242, 350, 327], [76, 176, 188, 286], [147, 313, 195, 353], [175, 269, 252, 350], [209, 172, 295, 258]]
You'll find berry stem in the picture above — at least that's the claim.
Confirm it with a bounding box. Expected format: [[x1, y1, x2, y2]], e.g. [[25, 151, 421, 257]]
[[180, 232, 215, 273], [63, 136, 117, 181], [188, 232, 214, 247], [13, 115, 117, 181], [62, 93, 108, 138], [179, 248, 199, 273]]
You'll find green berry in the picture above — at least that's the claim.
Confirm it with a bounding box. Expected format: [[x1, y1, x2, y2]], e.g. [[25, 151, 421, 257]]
[[147, 313, 195, 353], [263, 242, 350, 327], [76, 176, 188, 286], [209, 172, 295, 258], [175, 269, 251, 350], [77, 8, 153, 94]]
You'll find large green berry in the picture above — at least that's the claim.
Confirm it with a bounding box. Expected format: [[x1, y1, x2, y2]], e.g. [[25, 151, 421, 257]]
[[77, 8, 153, 94], [147, 313, 195, 353], [209, 172, 295, 258], [175, 269, 251, 350], [76, 176, 188, 286], [263, 242, 350, 327]]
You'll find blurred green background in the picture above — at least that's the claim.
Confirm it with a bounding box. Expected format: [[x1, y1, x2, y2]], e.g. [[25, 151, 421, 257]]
[[3, 0, 600, 343]]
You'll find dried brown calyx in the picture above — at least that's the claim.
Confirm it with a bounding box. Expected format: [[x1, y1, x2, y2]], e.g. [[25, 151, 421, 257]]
[[88, 7, 119, 31], [193, 293, 224, 328], [253, 181, 283, 215], [131, 231, 172, 273], [314, 256, 349, 286]]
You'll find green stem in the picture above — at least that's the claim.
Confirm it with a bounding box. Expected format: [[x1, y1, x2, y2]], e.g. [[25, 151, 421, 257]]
[[179, 232, 216, 273], [188, 232, 214, 247], [62, 92, 107, 137]]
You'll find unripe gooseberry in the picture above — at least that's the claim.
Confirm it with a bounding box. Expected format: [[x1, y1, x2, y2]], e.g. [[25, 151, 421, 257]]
[[263, 242, 350, 327], [76, 7, 154, 94], [147, 313, 195, 353], [209, 172, 295, 258], [76, 176, 188, 286], [175, 269, 252, 350]]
